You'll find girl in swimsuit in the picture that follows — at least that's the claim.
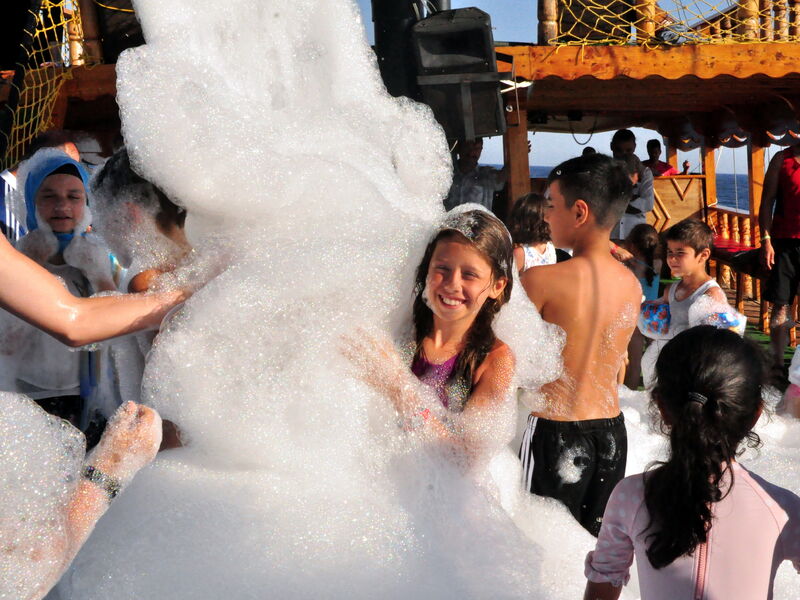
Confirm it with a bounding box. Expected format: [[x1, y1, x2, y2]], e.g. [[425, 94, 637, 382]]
[[584, 326, 800, 600], [343, 209, 514, 455]]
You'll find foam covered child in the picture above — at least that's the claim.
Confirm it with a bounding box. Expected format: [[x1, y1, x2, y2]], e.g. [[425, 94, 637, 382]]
[[89, 147, 191, 448], [0, 149, 116, 428], [343, 209, 516, 467]]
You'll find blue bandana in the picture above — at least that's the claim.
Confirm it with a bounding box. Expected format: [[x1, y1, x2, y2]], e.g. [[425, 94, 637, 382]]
[[23, 153, 90, 233]]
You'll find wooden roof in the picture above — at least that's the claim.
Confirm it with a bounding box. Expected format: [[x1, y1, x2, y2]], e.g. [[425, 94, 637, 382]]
[[497, 43, 800, 138]]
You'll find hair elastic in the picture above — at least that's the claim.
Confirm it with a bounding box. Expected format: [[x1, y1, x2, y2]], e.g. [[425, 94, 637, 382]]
[[688, 391, 708, 406]]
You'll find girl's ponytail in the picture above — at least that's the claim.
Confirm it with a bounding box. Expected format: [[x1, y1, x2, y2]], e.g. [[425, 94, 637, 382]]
[[644, 327, 766, 569]]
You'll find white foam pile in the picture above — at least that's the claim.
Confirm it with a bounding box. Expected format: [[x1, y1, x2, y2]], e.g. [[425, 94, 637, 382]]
[[0, 394, 84, 600], [45, 0, 799, 598], [56, 0, 567, 597]]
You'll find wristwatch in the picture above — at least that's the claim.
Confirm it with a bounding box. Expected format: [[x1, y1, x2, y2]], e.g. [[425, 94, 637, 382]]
[[82, 465, 122, 500]]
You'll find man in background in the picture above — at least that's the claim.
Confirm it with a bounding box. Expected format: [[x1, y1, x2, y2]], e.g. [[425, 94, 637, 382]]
[[444, 138, 506, 212], [610, 129, 654, 238], [643, 138, 678, 177]]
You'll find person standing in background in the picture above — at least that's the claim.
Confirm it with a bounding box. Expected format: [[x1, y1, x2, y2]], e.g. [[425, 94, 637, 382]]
[[610, 129, 655, 239], [759, 142, 800, 371], [444, 138, 507, 212], [642, 139, 678, 177]]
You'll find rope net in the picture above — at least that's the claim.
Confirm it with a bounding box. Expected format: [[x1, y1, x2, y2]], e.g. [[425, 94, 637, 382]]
[[0, 1, 85, 171], [552, 0, 800, 45]]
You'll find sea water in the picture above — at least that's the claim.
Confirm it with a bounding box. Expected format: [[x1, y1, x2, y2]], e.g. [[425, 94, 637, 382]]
[[50, 1, 799, 599]]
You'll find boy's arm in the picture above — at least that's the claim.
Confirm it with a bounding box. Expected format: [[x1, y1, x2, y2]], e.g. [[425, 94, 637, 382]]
[[705, 285, 727, 304]]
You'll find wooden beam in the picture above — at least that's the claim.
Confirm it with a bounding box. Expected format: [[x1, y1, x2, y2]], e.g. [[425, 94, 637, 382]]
[[0, 65, 116, 105], [496, 43, 800, 81], [747, 138, 766, 237], [49, 85, 69, 128], [60, 64, 117, 99], [701, 141, 717, 209], [503, 93, 531, 220]]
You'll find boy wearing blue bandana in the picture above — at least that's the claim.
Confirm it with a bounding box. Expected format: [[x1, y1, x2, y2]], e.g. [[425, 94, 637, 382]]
[[4, 148, 116, 427]]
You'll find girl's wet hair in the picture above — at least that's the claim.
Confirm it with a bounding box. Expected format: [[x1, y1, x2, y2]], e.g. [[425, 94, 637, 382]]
[[507, 193, 551, 246], [626, 223, 659, 286], [644, 326, 767, 569], [412, 210, 513, 395]]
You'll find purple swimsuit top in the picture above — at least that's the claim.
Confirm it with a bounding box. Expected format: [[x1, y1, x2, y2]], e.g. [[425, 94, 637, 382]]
[[411, 353, 460, 410]]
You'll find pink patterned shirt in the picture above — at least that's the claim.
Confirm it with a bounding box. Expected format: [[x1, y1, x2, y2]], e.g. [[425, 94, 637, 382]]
[[585, 463, 800, 599]]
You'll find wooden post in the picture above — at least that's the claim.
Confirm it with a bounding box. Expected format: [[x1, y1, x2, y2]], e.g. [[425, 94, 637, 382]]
[[739, 0, 760, 39], [538, 0, 559, 44], [76, 0, 104, 64], [719, 213, 732, 286], [64, 4, 84, 66], [748, 138, 767, 302], [761, 0, 776, 40], [722, 14, 733, 38], [790, 0, 800, 39], [742, 216, 754, 297], [775, 0, 789, 39], [503, 94, 531, 221], [701, 142, 717, 208], [635, 0, 657, 43], [703, 142, 726, 284], [748, 138, 766, 242], [665, 139, 678, 170]]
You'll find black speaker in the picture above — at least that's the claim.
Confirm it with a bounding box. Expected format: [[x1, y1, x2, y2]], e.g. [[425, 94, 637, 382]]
[[411, 8, 505, 141], [93, 0, 144, 64], [372, 0, 424, 100]]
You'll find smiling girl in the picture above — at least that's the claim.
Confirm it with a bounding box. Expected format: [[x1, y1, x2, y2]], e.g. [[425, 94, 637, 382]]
[[344, 209, 515, 454]]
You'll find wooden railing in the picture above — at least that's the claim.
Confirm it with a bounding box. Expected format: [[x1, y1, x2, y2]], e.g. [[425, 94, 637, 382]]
[[707, 205, 759, 297], [691, 0, 800, 41], [538, 0, 800, 44], [707, 205, 757, 245]]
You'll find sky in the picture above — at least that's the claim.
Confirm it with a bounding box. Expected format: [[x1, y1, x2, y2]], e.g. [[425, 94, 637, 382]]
[[354, 0, 749, 173]]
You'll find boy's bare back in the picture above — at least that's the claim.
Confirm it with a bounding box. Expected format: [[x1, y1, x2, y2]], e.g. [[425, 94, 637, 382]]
[[522, 251, 640, 421]]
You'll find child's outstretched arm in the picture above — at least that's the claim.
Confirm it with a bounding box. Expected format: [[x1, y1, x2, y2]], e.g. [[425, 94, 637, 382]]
[[0, 236, 186, 347]]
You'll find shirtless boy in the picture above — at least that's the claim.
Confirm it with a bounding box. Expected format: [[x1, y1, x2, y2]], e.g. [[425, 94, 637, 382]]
[[519, 153, 642, 536]]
